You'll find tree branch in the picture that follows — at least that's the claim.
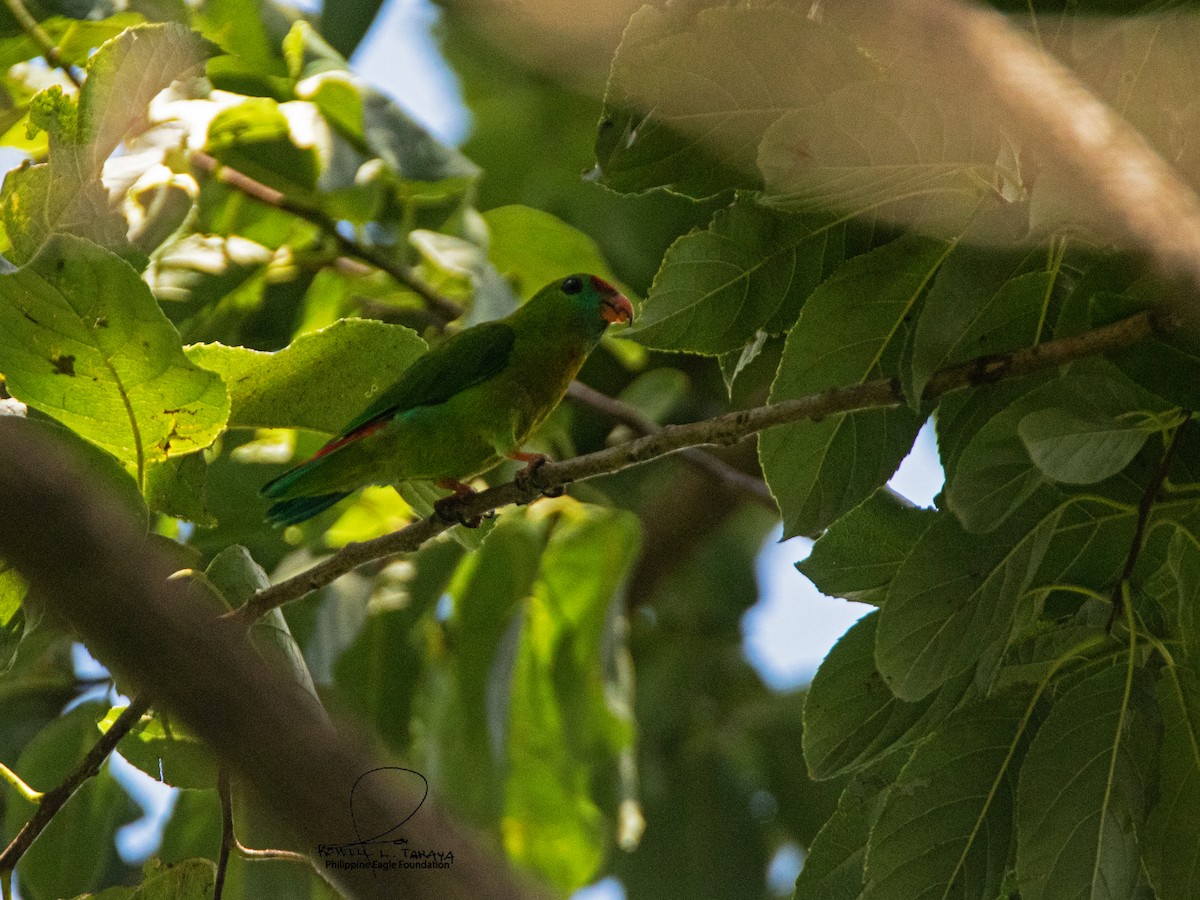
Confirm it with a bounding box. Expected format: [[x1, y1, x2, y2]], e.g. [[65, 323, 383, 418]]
[[0, 417, 546, 900], [565, 381, 777, 510], [233, 308, 1165, 625], [0, 0, 82, 89], [1108, 413, 1192, 629], [864, 0, 1200, 315], [0, 692, 153, 873], [188, 151, 464, 323]]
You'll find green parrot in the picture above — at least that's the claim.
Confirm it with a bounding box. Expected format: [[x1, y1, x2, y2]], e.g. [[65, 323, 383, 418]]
[[262, 273, 634, 526]]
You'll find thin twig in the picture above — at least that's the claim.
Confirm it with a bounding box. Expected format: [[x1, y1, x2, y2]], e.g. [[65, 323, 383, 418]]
[[189, 151, 464, 323], [1108, 413, 1192, 630], [215, 767, 234, 900], [216, 764, 312, 890], [230, 309, 1166, 625], [565, 381, 777, 509], [0, 762, 41, 804], [0, 0, 82, 88], [0, 691, 153, 873]]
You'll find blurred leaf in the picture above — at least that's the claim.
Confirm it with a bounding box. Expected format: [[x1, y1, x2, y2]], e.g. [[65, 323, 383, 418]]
[[334, 539, 463, 751], [0, 560, 27, 674], [596, 5, 872, 197], [129, 858, 217, 900], [0, 13, 143, 71], [205, 96, 321, 195], [2, 702, 139, 900], [629, 198, 848, 354], [501, 504, 641, 891], [0, 23, 212, 261], [482, 204, 632, 302], [759, 80, 1010, 235], [99, 705, 218, 789], [862, 691, 1030, 900], [799, 489, 935, 607], [318, 0, 383, 58], [760, 235, 940, 537], [0, 235, 229, 483], [145, 452, 214, 526], [186, 317, 425, 433], [1143, 666, 1200, 900], [1016, 663, 1159, 900]]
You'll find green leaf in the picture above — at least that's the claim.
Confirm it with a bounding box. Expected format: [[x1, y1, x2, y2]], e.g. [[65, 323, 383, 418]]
[[334, 539, 463, 751], [1017, 359, 1171, 485], [803, 613, 970, 780], [482, 205, 632, 303], [99, 706, 218, 790], [1169, 528, 1200, 663], [0, 559, 27, 674], [799, 489, 937, 606], [186, 318, 425, 434], [595, 5, 872, 197], [943, 378, 1056, 533], [1, 23, 213, 261], [1016, 663, 1159, 900], [628, 198, 846, 354], [0, 235, 229, 484], [205, 96, 321, 195], [794, 757, 905, 900], [759, 80, 1010, 235], [908, 213, 1050, 402], [128, 858, 217, 900], [1143, 666, 1200, 900], [876, 498, 1060, 701], [948, 360, 1166, 531], [501, 504, 642, 892], [862, 691, 1031, 900], [3, 702, 139, 900], [318, 0, 383, 57], [760, 235, 943, 537]]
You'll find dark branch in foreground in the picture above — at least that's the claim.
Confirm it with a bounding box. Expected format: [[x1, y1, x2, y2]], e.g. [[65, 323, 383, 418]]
[[233, 309, 1166, 625], [0, 418, 545, 900], [867, 0, 1200, 316]]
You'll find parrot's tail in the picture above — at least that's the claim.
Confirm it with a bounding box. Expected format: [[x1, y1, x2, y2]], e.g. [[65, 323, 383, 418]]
[[261, 455, 350, 526], [265, 492, 351, 527]]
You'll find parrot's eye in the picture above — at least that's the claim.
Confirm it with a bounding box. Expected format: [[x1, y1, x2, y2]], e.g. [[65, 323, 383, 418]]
[[561, 276, 583, 295]]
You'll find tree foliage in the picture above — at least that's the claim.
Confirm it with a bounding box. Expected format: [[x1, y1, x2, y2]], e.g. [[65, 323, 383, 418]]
[[1, 1, 1199, 899]]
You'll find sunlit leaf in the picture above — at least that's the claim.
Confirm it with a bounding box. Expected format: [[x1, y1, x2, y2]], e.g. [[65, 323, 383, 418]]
[[0, 235, 229, 483]]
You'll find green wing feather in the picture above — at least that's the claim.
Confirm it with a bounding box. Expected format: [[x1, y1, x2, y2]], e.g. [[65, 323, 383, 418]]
[[343, 321, 516, 432]]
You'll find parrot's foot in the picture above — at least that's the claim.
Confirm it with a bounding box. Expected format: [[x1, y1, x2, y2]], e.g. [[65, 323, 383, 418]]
[[434, 479, 484, 528], [510, 452, 564, 499]]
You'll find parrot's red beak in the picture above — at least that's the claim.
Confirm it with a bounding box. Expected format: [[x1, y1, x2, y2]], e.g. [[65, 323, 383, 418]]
[[592, 276, 634, 325]]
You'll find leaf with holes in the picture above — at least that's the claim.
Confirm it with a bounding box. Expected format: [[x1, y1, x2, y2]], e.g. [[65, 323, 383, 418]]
[[0, 235, 229, 485]]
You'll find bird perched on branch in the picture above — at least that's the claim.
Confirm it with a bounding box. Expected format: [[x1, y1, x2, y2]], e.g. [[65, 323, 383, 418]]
[[262, 274, 634, 526]]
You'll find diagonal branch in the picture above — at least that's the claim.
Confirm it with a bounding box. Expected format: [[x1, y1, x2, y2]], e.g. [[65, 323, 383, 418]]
[[564, 381, 777, 509], [188, 151, 464, 323], [231, 308, 1168, 625], [866, 0, 1200, 316], [1108, 413, 1192, 629], [0, 692, 153, 873]]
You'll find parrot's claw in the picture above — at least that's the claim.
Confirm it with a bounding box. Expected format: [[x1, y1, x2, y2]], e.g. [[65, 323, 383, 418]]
[[434, 480, 483, 528], [511, 452, 561, 498]]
